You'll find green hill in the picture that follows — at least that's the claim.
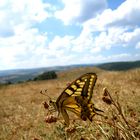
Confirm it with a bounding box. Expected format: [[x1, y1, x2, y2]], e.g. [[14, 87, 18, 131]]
[[97, 60, 140, 71]]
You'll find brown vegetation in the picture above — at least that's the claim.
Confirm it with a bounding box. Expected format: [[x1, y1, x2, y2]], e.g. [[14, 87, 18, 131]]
[[0, 67, 140, 140]]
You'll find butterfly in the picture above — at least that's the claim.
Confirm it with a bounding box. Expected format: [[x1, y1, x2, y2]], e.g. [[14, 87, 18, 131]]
[[48, 73, 103, 126]]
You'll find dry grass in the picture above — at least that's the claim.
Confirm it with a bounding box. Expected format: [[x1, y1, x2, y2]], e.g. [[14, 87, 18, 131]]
[[0, 67, 140, 140]]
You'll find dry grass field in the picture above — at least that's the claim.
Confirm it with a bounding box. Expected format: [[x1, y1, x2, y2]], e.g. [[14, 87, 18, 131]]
[[0, 67, 140, 140]]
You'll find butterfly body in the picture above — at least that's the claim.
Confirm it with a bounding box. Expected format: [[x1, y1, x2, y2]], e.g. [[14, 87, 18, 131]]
[[49, 73, 103, 126]]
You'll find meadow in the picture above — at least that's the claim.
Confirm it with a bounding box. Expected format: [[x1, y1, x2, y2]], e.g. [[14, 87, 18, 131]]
[[0, 67, 140, 140]]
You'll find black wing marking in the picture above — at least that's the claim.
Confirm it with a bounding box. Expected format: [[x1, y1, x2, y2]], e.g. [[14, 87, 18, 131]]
[[62, 73, 97, 101]]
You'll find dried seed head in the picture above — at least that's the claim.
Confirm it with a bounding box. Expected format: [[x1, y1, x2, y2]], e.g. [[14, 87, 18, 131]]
[[66, 82, 71, 86], [102, 96, 112, 105], [130, 111, 136, 117], [43, 101, 49, 109], [45, 115, 57, 123], [103, 87, 108, 96], [33, 138, 40, 140], [134, 131, 140, 138], [80, 137, 86, 140], [66, 127, 76, 133], [112, 116, 117, 121], [115, 91, 118, 94], [81, 115, 87, 121], [104, 116, 108, 120]]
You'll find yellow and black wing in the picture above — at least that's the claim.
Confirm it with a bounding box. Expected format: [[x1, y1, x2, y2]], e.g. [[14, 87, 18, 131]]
[[55, 73, 99, 126], [56, 73, 97, 103]]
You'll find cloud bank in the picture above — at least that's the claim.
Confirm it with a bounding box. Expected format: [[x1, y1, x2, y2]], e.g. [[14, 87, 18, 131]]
[[0, 0, 140, 70]]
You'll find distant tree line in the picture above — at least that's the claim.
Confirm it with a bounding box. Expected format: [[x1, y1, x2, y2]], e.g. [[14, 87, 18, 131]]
[[97, 61, 140, 71], [33, 71, 57, 81], [0, 71, 57, 85]]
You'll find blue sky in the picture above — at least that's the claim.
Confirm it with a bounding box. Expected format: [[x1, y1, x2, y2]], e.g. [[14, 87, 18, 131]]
[[0, 0, 140, 70]]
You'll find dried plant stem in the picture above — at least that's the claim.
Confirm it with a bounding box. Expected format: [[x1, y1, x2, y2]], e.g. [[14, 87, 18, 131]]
[[105, 88, 131, 129]]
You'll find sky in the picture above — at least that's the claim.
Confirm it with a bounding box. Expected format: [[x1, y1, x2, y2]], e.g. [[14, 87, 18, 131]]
[[0, 0, 140, 70]]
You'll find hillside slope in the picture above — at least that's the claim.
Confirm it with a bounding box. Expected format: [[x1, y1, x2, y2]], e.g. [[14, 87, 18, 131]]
[[0, 67, 140, 139], [97, 60, 140, 71]]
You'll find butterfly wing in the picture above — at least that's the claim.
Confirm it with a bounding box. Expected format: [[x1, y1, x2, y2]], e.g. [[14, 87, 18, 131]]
[[59, 96, 82, 126], [56, 73, 97, 111], [55, 73, 98, 126], [57, 73, 97, 101], [79, 73, 97, 101]]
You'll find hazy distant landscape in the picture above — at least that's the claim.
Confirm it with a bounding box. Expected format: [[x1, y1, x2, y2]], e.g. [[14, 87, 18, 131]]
[[0, 60, 140, 84]]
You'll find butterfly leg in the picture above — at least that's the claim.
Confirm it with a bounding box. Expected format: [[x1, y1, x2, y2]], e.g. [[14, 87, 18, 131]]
[[57, 111, 60, 118]]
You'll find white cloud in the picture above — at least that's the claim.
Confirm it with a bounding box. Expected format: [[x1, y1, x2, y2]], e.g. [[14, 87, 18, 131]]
[[0, 27, 48, 69], [44, 25, 140, 65], [82, 0, 140, 32], [136, 42, 140, 49], [0, 0, 53, 69], [80, 53, 138, 64], [120, 28, 140, 47], [107, 0, 140, 27], [10, 0, 51, 22], [48, 36, 73, 51], [55, 0, 107, 25], [106, 53, 131, 61], [0, 0, 51, 37], [59, 0, 140, 61], [0, 0, 140, 70], [92, 27, 140, 50], [78, 0, 140, 53]]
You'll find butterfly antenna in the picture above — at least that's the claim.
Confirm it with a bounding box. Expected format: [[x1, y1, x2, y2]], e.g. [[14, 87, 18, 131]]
[[94, 107, 106, 117], [40, 89, 51, 100], [94, 107, 104, 112]]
